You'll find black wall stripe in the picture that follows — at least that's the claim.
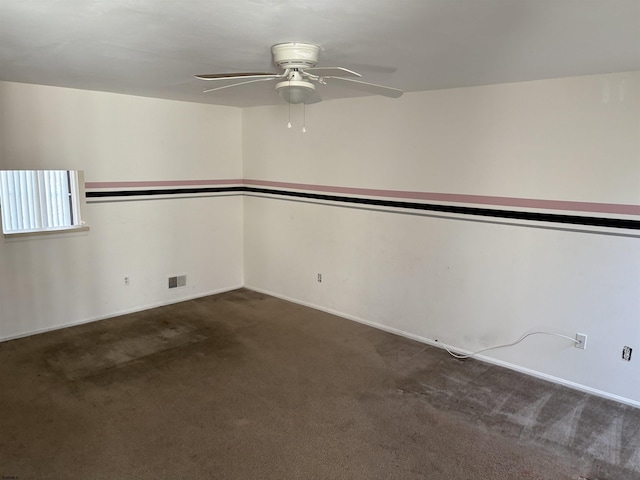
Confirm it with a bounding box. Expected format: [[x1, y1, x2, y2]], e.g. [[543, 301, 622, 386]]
[[86, 187, 244, 197], [86, 186, 640, 230]]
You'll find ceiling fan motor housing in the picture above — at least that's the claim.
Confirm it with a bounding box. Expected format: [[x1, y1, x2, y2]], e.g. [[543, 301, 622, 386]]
[[272, 43, 320, 69]]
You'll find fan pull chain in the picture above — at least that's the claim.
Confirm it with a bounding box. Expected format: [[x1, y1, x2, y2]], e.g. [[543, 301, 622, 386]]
[[287, 78, 292, 128], [302, 102, 307, 133]]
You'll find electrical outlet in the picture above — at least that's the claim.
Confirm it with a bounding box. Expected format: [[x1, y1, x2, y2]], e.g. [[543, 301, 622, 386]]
[[124, 276, 129, 286], [575, 333, 587, 350], [622, 346, 632, 361], [317, 273, 322, 283]]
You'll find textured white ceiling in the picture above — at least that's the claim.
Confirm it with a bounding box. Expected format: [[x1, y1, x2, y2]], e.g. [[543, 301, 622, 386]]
[[1, 0, 639, 107]]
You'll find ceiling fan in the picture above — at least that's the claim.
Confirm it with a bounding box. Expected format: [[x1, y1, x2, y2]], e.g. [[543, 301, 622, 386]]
[[195, 42, 403, 104]]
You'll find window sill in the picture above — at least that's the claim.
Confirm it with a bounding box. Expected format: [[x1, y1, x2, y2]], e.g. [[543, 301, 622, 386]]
[[3, 225, 90, 239]]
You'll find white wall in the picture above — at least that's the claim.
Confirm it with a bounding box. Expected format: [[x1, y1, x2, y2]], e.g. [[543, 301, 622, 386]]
[[2, 73, 639, 406], [0, 82, 244, 340], [243, 72, 640, 405]]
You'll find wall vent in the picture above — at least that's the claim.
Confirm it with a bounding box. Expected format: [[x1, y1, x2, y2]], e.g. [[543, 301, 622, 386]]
[[168, 275, 187, 289]]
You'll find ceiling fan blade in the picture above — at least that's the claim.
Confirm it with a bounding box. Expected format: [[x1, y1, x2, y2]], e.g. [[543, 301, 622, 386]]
[[324, 76, 403, 98], [303, 67, 361, 78], [203, 77, 277, 93], [195, 73, 281, 81]]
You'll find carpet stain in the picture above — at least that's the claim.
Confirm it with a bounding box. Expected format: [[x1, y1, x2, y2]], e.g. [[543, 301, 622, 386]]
[[32, 313, 242, 387]]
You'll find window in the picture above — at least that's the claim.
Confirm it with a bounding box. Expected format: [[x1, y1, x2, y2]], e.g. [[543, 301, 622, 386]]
[[0, 170, 87, 236]]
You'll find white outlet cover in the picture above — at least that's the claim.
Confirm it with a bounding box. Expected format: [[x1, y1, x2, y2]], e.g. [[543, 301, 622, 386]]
[[575, 333, 587, 350]]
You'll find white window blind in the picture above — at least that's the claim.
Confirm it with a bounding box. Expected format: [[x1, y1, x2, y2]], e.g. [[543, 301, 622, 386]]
[[0, 170, 83, 234]]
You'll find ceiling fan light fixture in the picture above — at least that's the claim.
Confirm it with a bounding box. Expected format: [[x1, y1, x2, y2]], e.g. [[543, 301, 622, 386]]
[[276, 79, 316, 104]]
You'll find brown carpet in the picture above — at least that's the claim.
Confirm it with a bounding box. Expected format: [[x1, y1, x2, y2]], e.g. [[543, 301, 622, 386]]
[[1, 289, 638, 479]]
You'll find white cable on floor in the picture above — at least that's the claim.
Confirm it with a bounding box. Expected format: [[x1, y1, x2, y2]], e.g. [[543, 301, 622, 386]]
[[441, 331, 580, 360]]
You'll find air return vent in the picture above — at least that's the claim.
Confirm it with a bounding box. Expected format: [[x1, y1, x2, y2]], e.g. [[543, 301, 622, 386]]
[[168, 275, 187, 289]]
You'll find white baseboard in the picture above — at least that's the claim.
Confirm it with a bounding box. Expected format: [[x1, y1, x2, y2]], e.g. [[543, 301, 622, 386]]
[[245, 284, 640, 409], [0, 284, 243, 343]]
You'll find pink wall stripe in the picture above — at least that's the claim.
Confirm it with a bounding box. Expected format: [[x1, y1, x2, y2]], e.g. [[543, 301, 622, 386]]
[[85, 179, 243, 189]]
